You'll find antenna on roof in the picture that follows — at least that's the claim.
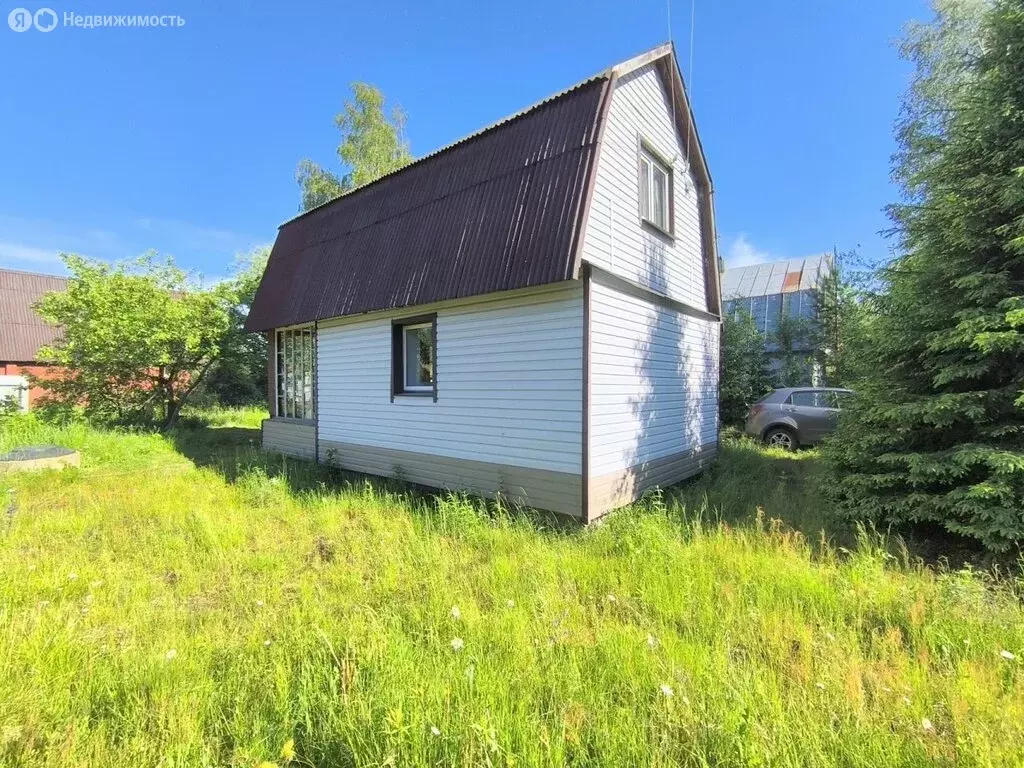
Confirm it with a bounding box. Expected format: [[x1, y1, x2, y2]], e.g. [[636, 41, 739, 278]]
[[688, 0, 696, 106], [668, 0, 697, 187]]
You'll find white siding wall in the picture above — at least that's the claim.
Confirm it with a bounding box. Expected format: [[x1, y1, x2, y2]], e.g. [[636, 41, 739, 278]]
[[582, 63, 707, 310], [262, 418, 315, 460], [317, 283, 583, 474], [589, 273, 719, 478]]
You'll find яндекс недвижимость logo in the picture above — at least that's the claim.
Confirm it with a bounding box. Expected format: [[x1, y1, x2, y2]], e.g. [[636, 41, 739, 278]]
[[8, 8, 184, 31]]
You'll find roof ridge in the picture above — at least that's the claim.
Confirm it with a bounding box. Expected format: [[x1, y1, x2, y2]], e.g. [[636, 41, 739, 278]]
[[0, 266, 68, 280], [281, 74, 610, 229], [280, 42, 676, 229]]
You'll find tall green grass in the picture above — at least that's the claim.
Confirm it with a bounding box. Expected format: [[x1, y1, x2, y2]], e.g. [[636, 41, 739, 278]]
[[0, 414, 1021, 766]]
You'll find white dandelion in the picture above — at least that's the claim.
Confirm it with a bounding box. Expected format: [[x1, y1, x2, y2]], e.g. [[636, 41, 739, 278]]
[[506, 599, 515, 608], [606, 594, 617, 603], [659, 684, 674, 698], [430, 725, 441, 737], [264, 639, 272, 647], [165, 649, 177, 661], [922, 718, 935, 733], [815, 682, 825, 690], [451, 605, 461, 620], [1000, 649, 1016, 661], [646, 634, 658, 649], [451, 637, 464, 652]]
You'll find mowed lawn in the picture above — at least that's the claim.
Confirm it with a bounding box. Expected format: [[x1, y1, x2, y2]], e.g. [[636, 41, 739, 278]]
[[0, 412, 1022, 767]]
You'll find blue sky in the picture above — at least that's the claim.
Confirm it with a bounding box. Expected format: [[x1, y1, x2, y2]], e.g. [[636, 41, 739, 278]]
[[0, 0, 926, 280]]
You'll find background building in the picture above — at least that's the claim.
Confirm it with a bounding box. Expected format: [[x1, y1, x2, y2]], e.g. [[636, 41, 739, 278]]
[[0, 268, 67, 410], [720, 253, 832, 385]]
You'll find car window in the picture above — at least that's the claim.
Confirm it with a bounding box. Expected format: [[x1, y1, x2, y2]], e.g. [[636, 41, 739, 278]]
[[788, 390, 832, 408], [788, 391, 817, 407]]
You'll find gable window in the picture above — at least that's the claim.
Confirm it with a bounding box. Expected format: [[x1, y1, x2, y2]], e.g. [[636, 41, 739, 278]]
[[639, 145, 672, 234], [391, 314, 437, 399], [276, 326, 314, 420]]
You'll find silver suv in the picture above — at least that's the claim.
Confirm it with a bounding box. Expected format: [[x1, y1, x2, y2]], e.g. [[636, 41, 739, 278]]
[[744, 387, 855, 450]]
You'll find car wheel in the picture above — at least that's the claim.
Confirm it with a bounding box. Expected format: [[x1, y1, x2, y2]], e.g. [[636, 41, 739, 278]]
[[764, 427, 797, 451]]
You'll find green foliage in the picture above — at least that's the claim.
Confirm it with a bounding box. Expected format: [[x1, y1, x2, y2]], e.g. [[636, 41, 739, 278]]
[[720, 307, 774, 423], [33, 253, 234, 430], [824, 0, 1024, 551], [0, 420, 1022, 765], [772, 312, 816, 386], [297, 83, 413, 211], [194, 246, 271, 407], [812, 249, 876, 387]]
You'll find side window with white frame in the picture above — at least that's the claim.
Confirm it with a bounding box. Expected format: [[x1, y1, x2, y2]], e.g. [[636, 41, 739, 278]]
[[638, 142, 673, 235], [391, 314, 437, 400], [275, 326, 314, 420]]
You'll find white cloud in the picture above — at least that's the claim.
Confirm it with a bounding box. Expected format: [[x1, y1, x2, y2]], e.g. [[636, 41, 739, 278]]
[[0, 242, 64, 268], [0, 214, 265, 277], [131, 217, 261, 256], [724, 234, 773, 269]]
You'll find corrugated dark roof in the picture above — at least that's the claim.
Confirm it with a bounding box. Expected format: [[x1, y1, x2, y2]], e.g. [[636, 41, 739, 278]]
[[245, 75, 611, 331], [0, 268, 67, 362]]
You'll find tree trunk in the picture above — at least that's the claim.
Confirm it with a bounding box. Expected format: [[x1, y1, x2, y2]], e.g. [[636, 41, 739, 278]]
[[162, 399, 181, 431]]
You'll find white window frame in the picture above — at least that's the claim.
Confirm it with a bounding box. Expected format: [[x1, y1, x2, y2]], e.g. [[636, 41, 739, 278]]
[[639, 144, 672, 235], [275, 325, 314, 420], [402, 322, 434, 392], [0, 375, 29, 413]]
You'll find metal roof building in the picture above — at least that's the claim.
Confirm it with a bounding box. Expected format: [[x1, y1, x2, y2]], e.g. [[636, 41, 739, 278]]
[[721, 253, 831, 333], [0, 267, 66, 363]]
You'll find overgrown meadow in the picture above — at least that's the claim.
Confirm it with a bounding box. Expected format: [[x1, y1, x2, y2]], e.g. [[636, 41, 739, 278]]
[[0, 412, 1022, 766]]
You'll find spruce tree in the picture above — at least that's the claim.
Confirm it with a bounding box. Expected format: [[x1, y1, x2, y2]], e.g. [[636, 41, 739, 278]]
[[824, 0, 1024, 551], [720, 308, 775, 425]]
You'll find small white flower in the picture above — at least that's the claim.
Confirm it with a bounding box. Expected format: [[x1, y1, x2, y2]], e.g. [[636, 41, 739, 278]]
[[1000, 649, 1016, 661], [430, 725, 441, 737], [815, 682, 825, 690], [255, 600, 265, 608], [921, 718, 934, 733], [68, 573, 78, 581], [165, 649, 177, 661], [450, 637, 464, 652], [506, 599, 515, 608], [902, 696, 912, 706], [606, 594, 617, 603], [451, 605, 461, 620], [264, 639, 272, 647], [646, 634, 657, 649], [659, 684, 674, 698]]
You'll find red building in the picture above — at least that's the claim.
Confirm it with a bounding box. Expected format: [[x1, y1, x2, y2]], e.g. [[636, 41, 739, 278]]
[[0, 267, 68, 410]]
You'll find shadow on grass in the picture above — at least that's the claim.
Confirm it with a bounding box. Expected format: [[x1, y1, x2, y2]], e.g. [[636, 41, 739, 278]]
[[659, 436, 846, 540], [660, 435, 991, 568], [167, 423, 578, 534], [169, 422, 991, 566]]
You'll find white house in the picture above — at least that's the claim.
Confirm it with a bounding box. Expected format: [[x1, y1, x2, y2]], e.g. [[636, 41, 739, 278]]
[[245, 43, 722, 521]]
